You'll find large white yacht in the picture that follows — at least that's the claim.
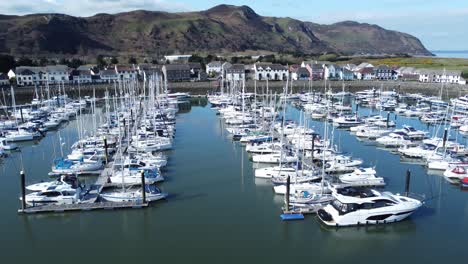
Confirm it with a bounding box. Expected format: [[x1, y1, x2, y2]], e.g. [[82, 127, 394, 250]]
[[393, 125, 427, 140], [23, 186, 83, 206], [317, 188, 422, 227]]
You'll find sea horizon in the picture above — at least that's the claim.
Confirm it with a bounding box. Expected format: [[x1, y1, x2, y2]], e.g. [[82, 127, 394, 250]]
[[431, 50, 468, 59]]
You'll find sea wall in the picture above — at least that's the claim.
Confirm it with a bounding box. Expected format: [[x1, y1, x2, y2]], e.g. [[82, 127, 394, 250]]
[[166, 80, 468, 99], [3, 80, 468, 104]]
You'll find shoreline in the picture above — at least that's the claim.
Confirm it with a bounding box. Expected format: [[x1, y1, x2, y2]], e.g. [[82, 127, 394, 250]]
[[2, 80, 467, 104]]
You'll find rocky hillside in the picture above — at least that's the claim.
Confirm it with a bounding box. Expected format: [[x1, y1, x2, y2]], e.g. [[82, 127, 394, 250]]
[[0, 5, 432, 57]]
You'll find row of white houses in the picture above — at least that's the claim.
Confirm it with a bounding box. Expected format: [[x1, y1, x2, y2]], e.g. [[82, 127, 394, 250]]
[[5, 61, 466, 86], [206, 60, 466, 85], [207, 62, 289, 82], [8, 65, 138, 86]]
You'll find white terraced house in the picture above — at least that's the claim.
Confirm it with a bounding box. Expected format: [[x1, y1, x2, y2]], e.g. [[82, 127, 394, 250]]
[[254, 63, 288, 81], [45, 65, 69, 84], [206, 61, 223, 75], [15, 66, 44, 86], [115, 65, 137, 81], [225, 64, 245, 82], [418, 69, 466, 84], [14, 65, 69, 86]]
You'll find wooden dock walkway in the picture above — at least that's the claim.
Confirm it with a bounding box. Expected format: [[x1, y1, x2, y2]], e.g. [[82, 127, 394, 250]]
[[18, 201, 149, 214], [17, 103, 152, 215]]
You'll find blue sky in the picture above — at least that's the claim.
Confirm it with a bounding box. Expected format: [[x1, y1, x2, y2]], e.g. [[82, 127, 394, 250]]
[[1, 0, 467, 50]]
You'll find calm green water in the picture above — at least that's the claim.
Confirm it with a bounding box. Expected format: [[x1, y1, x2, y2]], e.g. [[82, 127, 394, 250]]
[[1, 102, 467, 264]]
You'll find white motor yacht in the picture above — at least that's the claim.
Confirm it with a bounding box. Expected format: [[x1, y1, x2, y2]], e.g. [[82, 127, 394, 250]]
[[4, 129, 38, 142], [324, 155, 363, 174], [252, 152, 298, 164], [398, 144, 437, 159], [394, 125, 427, 140], [443, 165, 468, 180], [332, 115, 362, 128], [246, 142, 282, 154], [23, 186, 82, 206], [317, 188, 422, 226], [339, 168, 385, 186], [0, 137, 18, 150], [376, 132, 412, 148]]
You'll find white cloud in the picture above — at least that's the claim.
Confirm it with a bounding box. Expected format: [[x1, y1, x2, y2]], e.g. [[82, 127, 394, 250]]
[[0, 0, 191, 17]]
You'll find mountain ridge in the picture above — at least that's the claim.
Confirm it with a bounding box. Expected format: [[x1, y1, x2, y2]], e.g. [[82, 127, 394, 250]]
[[0, 4, 432, 57]]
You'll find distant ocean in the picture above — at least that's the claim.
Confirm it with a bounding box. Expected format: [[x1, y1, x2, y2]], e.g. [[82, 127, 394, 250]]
[[431, 50, 468, 59]]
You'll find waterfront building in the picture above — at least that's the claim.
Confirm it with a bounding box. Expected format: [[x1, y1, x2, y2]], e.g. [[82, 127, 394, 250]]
[[254, 63, 288, 81], [162, 64, 191, 82], [343, 63, 357, 71], [71, 69, 92, 84], [340, 68, 354, 80], [100, 69, 119, 83], [301, 61, 324, 80], [324, 64, 338, 80], [397, 67, 420, 81], [356, 67, 375, 80], [206, 61, 223, 75], [290, 65, 311, 81], [15, 66, 45, 86], [137, 64, 163, 80], [45, 65, 70, 84], [225, 64, 245, 82], [374, 65, 397, 80], [0, 73, 9, 86], [355, 62, 374, 71], [115, 65, 137, 81], [188, 63, 207, 81], [418, 69, 465, 84]]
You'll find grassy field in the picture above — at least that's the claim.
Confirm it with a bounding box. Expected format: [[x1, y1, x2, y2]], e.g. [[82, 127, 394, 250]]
[[348, 57, 468, 77]]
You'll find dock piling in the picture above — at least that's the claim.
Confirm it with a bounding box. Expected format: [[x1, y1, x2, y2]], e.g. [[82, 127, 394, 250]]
[[20, 170, 26, 210], [103, 138, 108, 164], [20, 107, 24, 123], [285, 176, 290, 210], [311, 134, 315, 160], [141, 170, 146, 204], [405, 170, 411, 197], [386, 112, 390, 128], [442, 128, 448, 149]]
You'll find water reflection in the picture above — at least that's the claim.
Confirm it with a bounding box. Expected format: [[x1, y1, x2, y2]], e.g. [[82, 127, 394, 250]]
[[319, 220, 418, 240]]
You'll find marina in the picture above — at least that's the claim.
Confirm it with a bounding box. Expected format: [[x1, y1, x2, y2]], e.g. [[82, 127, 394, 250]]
[[2, 81, 468, 262]]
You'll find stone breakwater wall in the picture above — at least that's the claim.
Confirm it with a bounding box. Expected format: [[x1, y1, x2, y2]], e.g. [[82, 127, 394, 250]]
[[4, 80, 467, 103]]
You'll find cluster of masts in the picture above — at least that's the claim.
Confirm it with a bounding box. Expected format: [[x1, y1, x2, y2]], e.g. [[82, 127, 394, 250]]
[[5, 75, 188, 209], [208, 79, 423, 226]]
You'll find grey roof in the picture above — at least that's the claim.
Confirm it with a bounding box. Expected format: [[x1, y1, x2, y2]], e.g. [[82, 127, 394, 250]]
[[115, 65, 135, 72], [78, 70, 91, 76], [207, 61, 222, 67], [16, 66, 43, 75], [256, 63, 287, 71], [100, 70, 117, 76], [226, 64, 245, 73], [45, 65, 68, 72], [164, 64, 190, 71], [356, 62, 373, 69], [375, 65, 392, 71], [188, 62, 202, 69], [297, 67, 310, 75], [419, 69, 461, 76], [310, 64, 324, 71], [77, 65, 95, 71]]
